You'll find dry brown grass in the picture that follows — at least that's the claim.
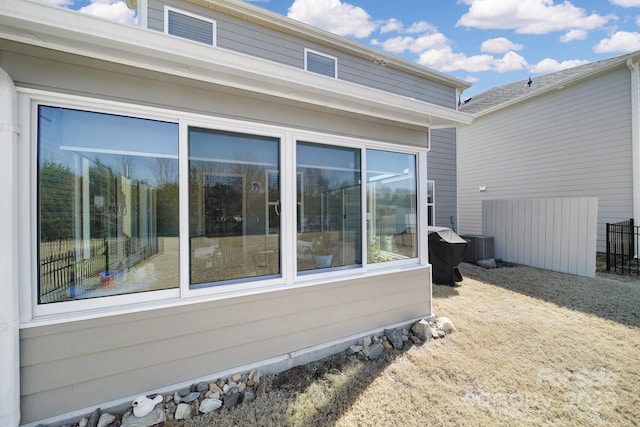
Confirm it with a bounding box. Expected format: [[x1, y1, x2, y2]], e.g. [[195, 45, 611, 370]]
[[184, 264, 640, 427]]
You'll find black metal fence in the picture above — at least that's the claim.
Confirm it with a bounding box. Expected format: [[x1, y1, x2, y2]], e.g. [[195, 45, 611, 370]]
[[39, 236, 158, 303], [606, 219, 639, 275]]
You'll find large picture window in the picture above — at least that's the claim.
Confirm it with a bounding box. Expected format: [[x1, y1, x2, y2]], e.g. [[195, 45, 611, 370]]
[[37, 106, 180, 304], [188, 128, 281, 286], [296, 142, 361, 272], [30, 95, 425, 318], [366, 149, 417, 263]]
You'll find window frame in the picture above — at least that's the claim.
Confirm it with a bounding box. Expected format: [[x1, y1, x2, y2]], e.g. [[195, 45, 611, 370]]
[[304, 48, 338, 79], [19, 89, 428, 326], [427, 180, 435, 226], [164, 6, 217, 47]]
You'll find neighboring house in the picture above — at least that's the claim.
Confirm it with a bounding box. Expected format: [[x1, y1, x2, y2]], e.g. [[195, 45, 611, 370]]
[[0, 0, 472, 425], [458, 51, 640, 255]]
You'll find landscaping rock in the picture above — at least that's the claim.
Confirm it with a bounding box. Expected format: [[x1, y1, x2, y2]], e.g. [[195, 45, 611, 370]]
[[385, 328, 404, 350], [180, 392, 200, 404], [411, 319, 433, 342], [174, 403, 191, 420], [198, 398, 222, 414], [437, 317, 456, 333], [368, 343, 385, 360], [223, 392, 241, 409], [87, 408, 100, 427], [97, 413, 115, 427], [121, 406, 165, 427]]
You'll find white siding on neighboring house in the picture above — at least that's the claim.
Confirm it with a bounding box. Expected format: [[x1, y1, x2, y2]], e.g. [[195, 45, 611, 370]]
[[459, 67, 633, 252]]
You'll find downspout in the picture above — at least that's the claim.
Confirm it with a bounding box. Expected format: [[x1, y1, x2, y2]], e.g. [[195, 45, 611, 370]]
[[0, 67, 20, 427], [627, 58, 639, 246]]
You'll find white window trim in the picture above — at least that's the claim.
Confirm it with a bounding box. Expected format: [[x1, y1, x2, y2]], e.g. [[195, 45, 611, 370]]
[[164, 5, 217, 47], [18, 89, 427, 327], [304, 48, 338, 79], [427, 180, 435, 226]]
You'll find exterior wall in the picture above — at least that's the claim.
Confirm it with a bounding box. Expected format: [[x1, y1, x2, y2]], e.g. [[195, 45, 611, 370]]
[[148, 0, 457, 109], [20, 267, 430, 423], [0, 41, 428, 147], [3, 41, 434, 424], [428, 128, 458, 230], [458, 67, 633, 252]]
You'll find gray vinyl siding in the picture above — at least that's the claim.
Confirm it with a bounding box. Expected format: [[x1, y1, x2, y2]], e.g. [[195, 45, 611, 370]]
[[148, 0, 456, 108], [3, 41, 433, 423], [1, 41, 428, 147], [428, 128, 458, 230], [458, 67, 633, 252], [20, 267, 430, 423]]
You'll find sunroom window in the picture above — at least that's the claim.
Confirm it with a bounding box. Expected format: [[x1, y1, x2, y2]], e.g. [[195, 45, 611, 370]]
[[366, 149, 417, 263], [188, 128, 281, 286], [37, 106, 180, 304], [296, 142, 361, 272]]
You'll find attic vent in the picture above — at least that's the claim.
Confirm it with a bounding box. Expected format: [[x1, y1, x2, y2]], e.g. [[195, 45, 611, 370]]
[[305, 49, 337, 78], [165, 6, 216, 46]]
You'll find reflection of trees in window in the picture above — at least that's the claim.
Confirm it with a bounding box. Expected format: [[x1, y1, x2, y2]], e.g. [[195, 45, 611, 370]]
[[39, 160, 74, 241], [152, 158, 179, 236], [203, 176, 243, 237]]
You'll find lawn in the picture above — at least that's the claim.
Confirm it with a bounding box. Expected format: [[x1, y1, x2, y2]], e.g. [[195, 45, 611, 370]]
[[185, 263, 640, 426]]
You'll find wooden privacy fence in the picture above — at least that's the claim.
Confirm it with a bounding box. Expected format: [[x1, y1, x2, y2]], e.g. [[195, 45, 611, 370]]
[[482, 197, 598, 277]]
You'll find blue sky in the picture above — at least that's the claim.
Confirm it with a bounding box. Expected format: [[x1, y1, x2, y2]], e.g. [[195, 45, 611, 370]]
[[45, 0, 640, 97]]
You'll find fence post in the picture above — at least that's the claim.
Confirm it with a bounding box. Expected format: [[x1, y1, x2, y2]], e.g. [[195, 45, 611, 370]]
[[630, 218, 635, 261], [67, 249, 76, 298], [606, 222, 611, 272], [104, 237, 109, 273]]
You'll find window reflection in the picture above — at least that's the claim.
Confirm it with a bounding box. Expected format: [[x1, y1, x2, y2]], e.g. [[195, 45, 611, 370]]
[[296, 142, 361, 272], [366, 149, 417, 263], [37, 106, 179, 303], [189, 129, 280, 286]]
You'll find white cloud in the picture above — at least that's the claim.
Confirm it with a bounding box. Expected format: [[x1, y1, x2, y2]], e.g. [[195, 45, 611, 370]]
[[610, 0, 640, 7], [78, 0, 136, 25], [594, 30, 640, 52], [380, 18, 403, 34], [372, 36, 415, 53], [457, 0, 617, 34], [494, 51, 528, 72], [481, 37, 523, 53], [530, 58, 589, 73], [560, 29, 588, 42], [287, 0, 377, 38], [406, 21, 438, 34], [417, 47, 527, 73], [372, 33, 449, 54]]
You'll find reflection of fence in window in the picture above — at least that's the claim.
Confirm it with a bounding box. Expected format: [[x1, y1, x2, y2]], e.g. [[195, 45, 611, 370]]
[[39, 236, 158, 303]]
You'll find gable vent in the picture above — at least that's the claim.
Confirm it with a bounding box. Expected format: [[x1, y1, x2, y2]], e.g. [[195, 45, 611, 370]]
[[165, 7, 216, 46], [305, 49, 337, 78]]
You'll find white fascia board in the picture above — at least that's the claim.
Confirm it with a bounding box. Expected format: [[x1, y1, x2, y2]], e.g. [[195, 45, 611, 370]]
[[0, 0, 472, 128]]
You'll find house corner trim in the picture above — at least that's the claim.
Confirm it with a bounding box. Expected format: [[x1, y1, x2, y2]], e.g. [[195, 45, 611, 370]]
[[0, 66, 20, 427]]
